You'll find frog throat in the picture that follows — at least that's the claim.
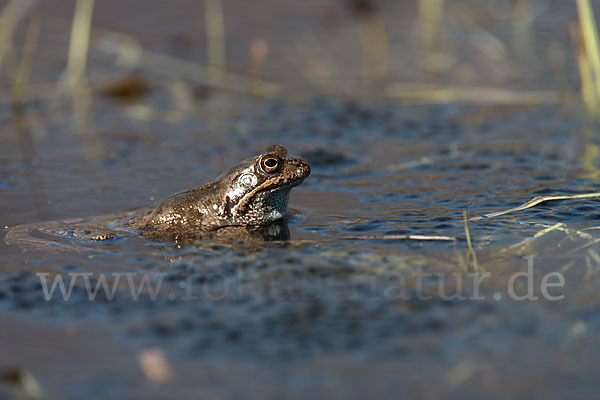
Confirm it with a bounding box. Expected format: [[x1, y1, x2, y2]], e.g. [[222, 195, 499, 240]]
[[215, 157, 307, 220]]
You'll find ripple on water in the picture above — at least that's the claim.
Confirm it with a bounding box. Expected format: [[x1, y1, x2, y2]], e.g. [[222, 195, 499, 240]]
[[3, 100, 600, 397]]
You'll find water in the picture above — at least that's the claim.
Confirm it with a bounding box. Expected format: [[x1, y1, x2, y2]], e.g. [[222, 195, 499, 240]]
[[2, 96, 600, 398], [2, 0, 600, 398]]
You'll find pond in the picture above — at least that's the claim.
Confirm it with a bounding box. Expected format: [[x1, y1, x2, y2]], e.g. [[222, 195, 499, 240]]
[[1, 1, 600, 399]]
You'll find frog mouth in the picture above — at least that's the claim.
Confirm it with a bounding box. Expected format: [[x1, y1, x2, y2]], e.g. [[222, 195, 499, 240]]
[[230, 159, 310, 216], [230, 177, 300, 216]]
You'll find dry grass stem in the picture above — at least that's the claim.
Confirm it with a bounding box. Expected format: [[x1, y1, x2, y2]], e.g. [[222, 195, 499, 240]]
[[576, 0, 600, 115], [64, 0, 95, 87], [463, 211, 479, 272], [387, 83, 564, 105], [470, 192, 600, 221], [0, 0, 38, 70], [205, 0, 226, 85], [496, 222, 564, 256], [11, 12, 41, 106], [348, 234, 456, 241]]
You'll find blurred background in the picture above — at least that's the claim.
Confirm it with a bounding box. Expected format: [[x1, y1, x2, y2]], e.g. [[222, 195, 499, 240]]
[[0, 0, 589, 98]]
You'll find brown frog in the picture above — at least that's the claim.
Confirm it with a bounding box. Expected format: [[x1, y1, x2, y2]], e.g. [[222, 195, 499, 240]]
[[123, 144, 310, 239], [5, 144, 310, 248]]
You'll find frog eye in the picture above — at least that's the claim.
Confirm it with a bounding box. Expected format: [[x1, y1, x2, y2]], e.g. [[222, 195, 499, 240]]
[[260, 155, 282, 174]]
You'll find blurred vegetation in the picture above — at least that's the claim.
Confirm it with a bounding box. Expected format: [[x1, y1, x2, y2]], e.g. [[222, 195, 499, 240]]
[[0, 0, 597, 109]]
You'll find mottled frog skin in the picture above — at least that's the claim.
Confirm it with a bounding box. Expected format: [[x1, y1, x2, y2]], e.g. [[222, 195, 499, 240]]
[[124, 144, 310, 237], [5, 145, 310, 248]]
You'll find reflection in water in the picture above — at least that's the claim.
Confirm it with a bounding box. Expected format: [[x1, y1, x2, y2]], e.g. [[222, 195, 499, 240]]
[[5, 214, 291, 255], [11, 99, 50, 221], [582, 126, 600, 180], [141, 219, 291, 244]]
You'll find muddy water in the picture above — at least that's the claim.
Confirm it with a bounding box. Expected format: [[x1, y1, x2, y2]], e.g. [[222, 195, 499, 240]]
[[3, 0, 600, 399], [2, 97, 600, 399]]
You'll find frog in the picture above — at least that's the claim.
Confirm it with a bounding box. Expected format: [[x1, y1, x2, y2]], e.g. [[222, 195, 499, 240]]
[[5, 144, 310, 248]]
